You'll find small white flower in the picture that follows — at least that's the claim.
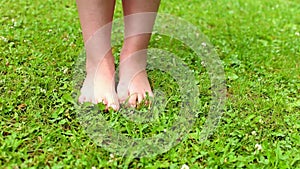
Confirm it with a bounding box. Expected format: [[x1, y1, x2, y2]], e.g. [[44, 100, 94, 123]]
[[255, 144, 262, 151], [0, 36, 8, 42], [110, 153, 114, 158], [181, 164, 189, 169], [201, 42, 207, 47], [163, 129, 167, 132], [295, 32, 300, 36], [251, 131, 257, 136], [63, 68, 68, 74], [91, 167, 96, 169], [40, 88, 46, 94]]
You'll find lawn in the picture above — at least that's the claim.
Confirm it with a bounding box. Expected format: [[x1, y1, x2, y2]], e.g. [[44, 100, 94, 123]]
[[1, 0, 300, 168]]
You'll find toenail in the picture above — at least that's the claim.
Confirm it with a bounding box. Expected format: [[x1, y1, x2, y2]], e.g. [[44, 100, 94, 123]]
[[111, 104, 117, 110]]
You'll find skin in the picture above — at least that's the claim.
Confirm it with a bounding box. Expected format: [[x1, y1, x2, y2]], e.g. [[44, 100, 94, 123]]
[[76, 0, 160, 110]]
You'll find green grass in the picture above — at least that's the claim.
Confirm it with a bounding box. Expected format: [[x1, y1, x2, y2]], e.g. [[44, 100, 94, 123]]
[[1, 0, 300, 168]]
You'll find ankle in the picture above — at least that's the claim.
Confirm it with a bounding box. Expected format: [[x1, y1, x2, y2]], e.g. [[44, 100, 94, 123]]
[[86, 53, 115, 73], [120, 46, 149, 61]]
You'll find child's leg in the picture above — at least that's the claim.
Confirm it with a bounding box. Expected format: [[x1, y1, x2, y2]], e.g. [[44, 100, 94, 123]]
[[76, 0, 119, 110], [117, 0, 160, 107]]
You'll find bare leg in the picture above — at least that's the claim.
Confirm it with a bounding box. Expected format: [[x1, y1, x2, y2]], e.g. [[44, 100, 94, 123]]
[[117, 0, 160, 107], [76, 0, 119, 110]]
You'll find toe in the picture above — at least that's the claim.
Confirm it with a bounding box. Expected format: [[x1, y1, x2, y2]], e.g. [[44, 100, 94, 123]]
[[91, 98, 98, 104], [78, 95, 85, 104], [128, 93, 138, 107], [106, 94, 120, 111], [87, 98, 93, 103], [119, 97, 127, 104], [96, 97, 105, 104], [107, 103, 119, 111], [137, 93, 144, 104]]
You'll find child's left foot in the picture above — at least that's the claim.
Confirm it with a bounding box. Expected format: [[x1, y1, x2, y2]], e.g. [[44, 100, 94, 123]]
[[117, 50, 153, 107]]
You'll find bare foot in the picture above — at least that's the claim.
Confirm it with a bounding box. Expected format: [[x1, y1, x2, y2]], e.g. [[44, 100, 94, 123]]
[[79, 51, 119, 110], [117, 50, 153, 107]]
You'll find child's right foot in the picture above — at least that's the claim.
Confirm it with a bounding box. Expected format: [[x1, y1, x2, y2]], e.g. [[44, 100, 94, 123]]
[[79, 51, 119, 111]]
